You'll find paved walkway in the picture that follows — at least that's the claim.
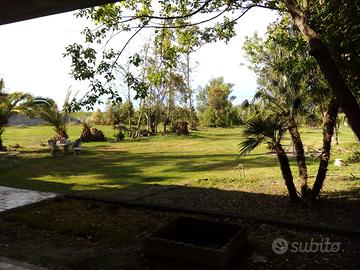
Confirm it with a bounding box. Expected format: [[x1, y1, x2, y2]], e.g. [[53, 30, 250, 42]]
[[0, 257, 47, 270], [0, 187, 56, 269], [0, 186, 57, 212]]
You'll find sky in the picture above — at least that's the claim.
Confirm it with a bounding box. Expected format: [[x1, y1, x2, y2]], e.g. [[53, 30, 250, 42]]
[[0, 7, 278, 110]]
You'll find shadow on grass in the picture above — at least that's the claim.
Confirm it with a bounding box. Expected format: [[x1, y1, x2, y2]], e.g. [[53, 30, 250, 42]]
[[188, 132, 242, 141], [1, 152, 359, 232], [0, 147, 282, 190], [0, 145, 358, 231]]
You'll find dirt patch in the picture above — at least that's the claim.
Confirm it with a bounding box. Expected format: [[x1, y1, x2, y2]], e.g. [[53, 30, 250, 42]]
[[0, 198, 359, 269]]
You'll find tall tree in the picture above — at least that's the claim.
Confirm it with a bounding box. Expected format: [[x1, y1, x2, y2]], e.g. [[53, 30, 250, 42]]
[[283, 0, 360, 140], [197, 77, 235, 127], [243, 19, 314, 197], [177, 25, 200, 129], [312, 97, 339, 200], [244, 15, 343, 202]]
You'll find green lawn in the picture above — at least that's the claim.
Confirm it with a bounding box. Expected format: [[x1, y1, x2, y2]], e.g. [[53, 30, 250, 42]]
[[1, 124, 359, 200]]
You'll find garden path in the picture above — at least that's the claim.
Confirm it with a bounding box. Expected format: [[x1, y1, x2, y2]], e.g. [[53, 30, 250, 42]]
[[0, 186, 57, 212], [0, 256, 47, 270]]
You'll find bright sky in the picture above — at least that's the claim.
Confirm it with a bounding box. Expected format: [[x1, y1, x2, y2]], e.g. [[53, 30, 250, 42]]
[[0, 7, 278, 110]]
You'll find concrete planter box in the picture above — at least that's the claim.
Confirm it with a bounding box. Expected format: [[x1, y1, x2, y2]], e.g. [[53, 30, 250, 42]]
[[144, 216, 247, 269]]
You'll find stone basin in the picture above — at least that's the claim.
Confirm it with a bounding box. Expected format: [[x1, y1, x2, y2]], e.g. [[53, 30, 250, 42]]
[[144, 216, 247, 269]]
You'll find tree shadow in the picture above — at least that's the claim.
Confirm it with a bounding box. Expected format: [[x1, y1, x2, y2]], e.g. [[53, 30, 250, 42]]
[[0, 146, 358, 232], [0, 147, 282, 190], [188, 132, 242, 141]]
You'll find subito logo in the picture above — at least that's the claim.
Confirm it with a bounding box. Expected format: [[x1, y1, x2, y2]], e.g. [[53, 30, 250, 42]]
[[272, 238, 289, 254]]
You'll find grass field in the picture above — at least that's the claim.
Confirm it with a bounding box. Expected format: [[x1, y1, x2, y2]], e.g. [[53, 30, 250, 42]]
[[1, 124, 359, 200], [1, 124, 359, 269]]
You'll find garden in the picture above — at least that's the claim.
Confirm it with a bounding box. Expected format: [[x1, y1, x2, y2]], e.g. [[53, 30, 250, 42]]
[[0, 124, 359, 269], [1, 0, 360, 269]]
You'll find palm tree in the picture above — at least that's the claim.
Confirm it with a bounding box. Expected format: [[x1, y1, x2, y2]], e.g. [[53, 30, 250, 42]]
[[311, 97, 340, 200], [239, 115, 299, 203], [0, 127, 4, 150], [35, 89, 77, 140], [254, 80, 310, 198], [0, 94, 35, 149], [0, 80, 35, 150], [0, 78, 5, 94], [35, 98, 69, 140]]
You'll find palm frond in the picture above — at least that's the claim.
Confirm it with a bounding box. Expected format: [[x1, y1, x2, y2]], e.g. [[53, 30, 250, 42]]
[[0, 78, 5, 92], [35, 97, 69, 138], [0, 92, 35, 125], [33, 97, 56, 107], [239, 137, 262, 156], [239, 114, 287, 155]]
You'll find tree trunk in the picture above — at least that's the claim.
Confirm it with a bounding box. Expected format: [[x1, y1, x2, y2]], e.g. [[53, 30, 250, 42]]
[[55, 128, 68, 140], [134, 99, 143, 138], [135, 111, 143, 138], [163, 117, 168, 133], [285, 0, 360, 141], [274, 143, 299, 203], [287, 116, 309, 198], [128, 112, 132, 137], [155, 112, 158, 135], [347, 120, 360, 145], [149, 112, 157, 135], [0, 126, 4, 150], [312, 98, 340, 200], [145, 111, 150, 132], [185, 52, 194, 128], [0, 135, 4, 151], [309, 39, 360, 140], [334, 124, 339, 145]]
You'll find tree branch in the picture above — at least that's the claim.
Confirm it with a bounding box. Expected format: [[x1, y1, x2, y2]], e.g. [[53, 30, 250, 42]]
[[110, 24, 146, 72], [284, 0, 318, 42], [132, 0, 214, 21], [302, 0, 310, 19]]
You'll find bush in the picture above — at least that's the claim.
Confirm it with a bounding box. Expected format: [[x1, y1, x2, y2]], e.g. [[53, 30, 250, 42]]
[[169, 122, 177, 133], [114, 130, 125, 141], [139, 129, 150, 137], [80, 123, 106, 142], [346, 151, 360, 164], [90, 128, 106, 141], [176, 121, 189, 135]]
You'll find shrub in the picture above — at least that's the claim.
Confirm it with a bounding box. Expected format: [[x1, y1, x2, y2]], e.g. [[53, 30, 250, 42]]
[[176, 121, 189, 135], [114, 130, 125, 141], [80, 123, 106, 142], [90, 128, 106, 141], [169, 122, 177, 133], [139, 129, 150, 137], [346, 151, 360, 164], [189, 113, 200, 130]]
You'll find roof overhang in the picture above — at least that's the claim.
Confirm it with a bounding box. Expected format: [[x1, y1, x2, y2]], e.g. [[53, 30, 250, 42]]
[[1, 0, 121, 25]]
